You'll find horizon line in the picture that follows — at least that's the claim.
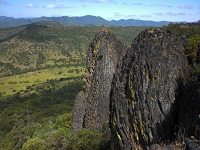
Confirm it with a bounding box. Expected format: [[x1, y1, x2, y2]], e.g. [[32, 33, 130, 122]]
[[1, 15, 198, 23]]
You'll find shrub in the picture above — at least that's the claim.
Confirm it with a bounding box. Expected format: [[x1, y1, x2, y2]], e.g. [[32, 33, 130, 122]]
[[46, 129, 69, 149], [22, 137, 47, 150], [8, 81, 17, 84], [66, 128, 102, 150], [194, 64, 200, 75], [55, 113, 72, 130]]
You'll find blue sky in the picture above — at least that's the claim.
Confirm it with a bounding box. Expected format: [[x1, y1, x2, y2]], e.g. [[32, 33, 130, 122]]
[[0, 0, 199, 22]]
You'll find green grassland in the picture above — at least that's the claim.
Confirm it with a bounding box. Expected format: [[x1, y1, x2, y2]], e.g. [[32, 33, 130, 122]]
[[0, 66, 85, 96], [0, 65, 86, 149]]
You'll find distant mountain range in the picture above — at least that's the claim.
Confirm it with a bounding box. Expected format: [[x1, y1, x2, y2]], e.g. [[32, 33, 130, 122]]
[[0, 15, 171, 28]]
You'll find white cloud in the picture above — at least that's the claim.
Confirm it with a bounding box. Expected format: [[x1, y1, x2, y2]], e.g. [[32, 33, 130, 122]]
[[154, 13, 165, 16], [42, 0, 63, 1], [132, 2, 143, 6], [80, 0, 108, 3], [178, 5, 193, 9], [159, 4, 173, 8], [166, 12, 186, 16], [45, 4, 56, 8], [44, 4, 70, 9], [154, 12, 186, 16], [149, 4, 157, 7], [114, 12, 137, 19], [26, 3, 36, 8], [139, 14, 152, 17]]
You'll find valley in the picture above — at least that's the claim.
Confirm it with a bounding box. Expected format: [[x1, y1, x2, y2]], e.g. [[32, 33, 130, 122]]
[[0, 22, 147, 149]]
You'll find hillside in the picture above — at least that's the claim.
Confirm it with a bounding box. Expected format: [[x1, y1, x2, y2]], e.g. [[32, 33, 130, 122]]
[[0, 15, 171, 28], [0, 24, 148, 149], [1, 22, 199, 150], [0, 23, 147, 76], [0, 25, 27, 41]]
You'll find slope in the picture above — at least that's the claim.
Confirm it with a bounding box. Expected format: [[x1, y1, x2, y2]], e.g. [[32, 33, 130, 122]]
[[0, 23, 147, 76]]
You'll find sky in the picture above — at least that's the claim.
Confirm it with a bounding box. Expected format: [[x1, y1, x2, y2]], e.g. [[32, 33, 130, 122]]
[[0, 0, 199, 22]]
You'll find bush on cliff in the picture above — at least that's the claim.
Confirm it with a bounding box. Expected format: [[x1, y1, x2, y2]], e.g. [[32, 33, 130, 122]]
[[66, 128, 102, 150]]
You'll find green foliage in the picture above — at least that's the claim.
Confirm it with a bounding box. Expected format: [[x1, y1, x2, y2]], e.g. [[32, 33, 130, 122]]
[[55, 113, 72, 130], [22, 137, 47, 150], [8, 81, 17, 84], [193, 64, 200, 75], [67, 128, 103, 150], [0, 25, 26, 41], [166, 22, 200, 65], [46, 128, 70, 149], [0, 79, 85, 149], [185, 36, 200, 63], [0, 25, 147, 76]]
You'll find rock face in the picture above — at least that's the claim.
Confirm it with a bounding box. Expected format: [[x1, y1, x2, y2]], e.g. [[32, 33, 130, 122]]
[[72, 91, 86, 133], [110, 28, 189, 149], [83, 29, 126, 131], [185, 138, 200, 150]]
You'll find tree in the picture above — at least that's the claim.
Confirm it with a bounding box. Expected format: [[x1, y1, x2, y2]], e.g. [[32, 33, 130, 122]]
[[22, 137, 47, 150], [55, 113, 72, 130], [66, 128, 102, 150]]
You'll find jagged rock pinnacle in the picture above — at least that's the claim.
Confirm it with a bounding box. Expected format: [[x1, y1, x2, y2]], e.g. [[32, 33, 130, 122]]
[[72, 91, 85, 134], [83, 28, 126, 131]]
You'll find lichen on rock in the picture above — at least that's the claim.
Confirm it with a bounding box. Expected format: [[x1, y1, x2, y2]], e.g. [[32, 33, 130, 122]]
[[110, 28, 189, 149], [83, 29, 126, 131]]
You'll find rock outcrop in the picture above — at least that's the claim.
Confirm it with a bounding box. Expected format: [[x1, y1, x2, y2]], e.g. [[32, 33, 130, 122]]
[[72, 91, 85, 133], [72, 25, 199, 149], [83, 28, 126, 131], [110, 28, 189, 149], [185, 138, 200, 150]]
